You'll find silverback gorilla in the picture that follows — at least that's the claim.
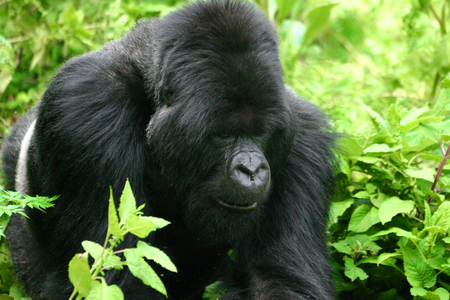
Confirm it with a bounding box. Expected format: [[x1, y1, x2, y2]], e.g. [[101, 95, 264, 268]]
[[1, 1, 337, 299]]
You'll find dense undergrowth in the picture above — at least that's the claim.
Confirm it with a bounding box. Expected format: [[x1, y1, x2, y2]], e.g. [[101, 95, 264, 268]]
[[1, 0, 450, 299]]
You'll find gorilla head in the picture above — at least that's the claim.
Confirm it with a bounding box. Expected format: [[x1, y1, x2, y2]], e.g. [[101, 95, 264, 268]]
[[143, 2, 296, 244]]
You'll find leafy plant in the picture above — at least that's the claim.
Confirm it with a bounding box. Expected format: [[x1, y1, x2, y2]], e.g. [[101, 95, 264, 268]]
[[0, 189, 57, 237], [68, 180, 176, 300], [330, 81, 450, 299]]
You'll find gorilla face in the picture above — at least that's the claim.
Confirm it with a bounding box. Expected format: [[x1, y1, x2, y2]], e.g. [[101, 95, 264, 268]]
[[146, 82, 294, 244]]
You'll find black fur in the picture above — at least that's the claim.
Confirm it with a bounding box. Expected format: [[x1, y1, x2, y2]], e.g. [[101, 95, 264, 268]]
[[1, 1, 337, 299]]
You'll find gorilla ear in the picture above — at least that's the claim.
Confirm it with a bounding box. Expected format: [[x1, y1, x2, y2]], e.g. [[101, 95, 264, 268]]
[[146, 105, 173, 140]]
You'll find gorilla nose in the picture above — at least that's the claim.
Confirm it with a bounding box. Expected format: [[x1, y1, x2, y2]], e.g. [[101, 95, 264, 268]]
[[229, 151, 270, 195]]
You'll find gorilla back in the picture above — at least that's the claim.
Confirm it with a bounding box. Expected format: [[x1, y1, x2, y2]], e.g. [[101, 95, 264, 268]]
[[1, 1, 337, 299]]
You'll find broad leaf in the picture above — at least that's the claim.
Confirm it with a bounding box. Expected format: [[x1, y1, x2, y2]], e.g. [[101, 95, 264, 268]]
[[378, 197, 415, 225], [432, 201, 450, 232], [402, 246, 436, 288], [68, 253, 92, 297], [348, 205, 380, 233]]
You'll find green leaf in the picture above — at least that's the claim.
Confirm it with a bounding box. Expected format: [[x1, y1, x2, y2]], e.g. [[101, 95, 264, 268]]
[[82, 241, 122, 270], [302, 4, 337, 46], [378, 197, 415, 225], [329, 199, 354, 222], [372, 227, 419, 242], [119, 179, 137, 224], [346, 234, 382, 253], [400, 107, 428, 127], [388, 104, 401, 133], [276, 0, 302, 21], [126, 215, 155, 239], [68, 252, 92, 297], [86, 280, 124, 300], [147, 217, 171, 230], [344, 256, 368, 281], [331, 240, 353, 255], [405, 168, 435, 182], [432, 201, 450, 231], [360, 101, 392, 134], [124, 250, 167, 296], [435, 287, 450, 300], [363, 143, 402, 154], [137, 241, 177, 273], [377, 252, 401, 266], [82, 241, 104, 261], [348, 204, 380, 233], [108, 188, 122, 237], [410, 287, 428, 296], [402, 246, 436, 288]]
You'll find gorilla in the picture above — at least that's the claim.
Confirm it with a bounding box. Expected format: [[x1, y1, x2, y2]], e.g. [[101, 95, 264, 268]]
[[1, 0, 337, 299]]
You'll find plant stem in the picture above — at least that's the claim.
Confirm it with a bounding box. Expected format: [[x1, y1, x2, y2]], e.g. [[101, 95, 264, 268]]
[[429, 3, 446, 35], [428, 143, 450, 204]]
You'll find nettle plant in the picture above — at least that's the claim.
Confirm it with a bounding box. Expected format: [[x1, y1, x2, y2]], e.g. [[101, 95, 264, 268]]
[[68, 180, 176, 300], [330, 86, 450, 299]]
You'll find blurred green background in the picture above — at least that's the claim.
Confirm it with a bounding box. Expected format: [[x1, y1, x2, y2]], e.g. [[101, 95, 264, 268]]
[[1, 0, 450, 299]]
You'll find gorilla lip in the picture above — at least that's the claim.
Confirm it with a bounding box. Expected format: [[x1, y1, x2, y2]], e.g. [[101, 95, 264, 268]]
[[213, 198, 258, 213]]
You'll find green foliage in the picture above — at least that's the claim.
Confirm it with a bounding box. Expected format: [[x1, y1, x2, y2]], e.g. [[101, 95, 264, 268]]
[[68, 180, 176, 300], [330, 81, 450, 299], [0, 190, 57, 237], [0, 190, 56, 297]]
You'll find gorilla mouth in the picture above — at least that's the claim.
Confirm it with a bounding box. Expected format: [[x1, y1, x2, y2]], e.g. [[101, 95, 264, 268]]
[[213, 199, 258, 213]]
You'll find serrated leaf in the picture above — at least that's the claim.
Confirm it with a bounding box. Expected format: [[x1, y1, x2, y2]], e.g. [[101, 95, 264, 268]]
[[348, 204, 380, 233], [344, 256, 368, 281], [126, 214, 155, 239], [378, 197, 415, 225], [68, 253, 92, 297], [137, 241, 177, 273], [119, 179, 137, 224], [86, 280, 124, 300], [432, 201, 450, 231], [402, 246, 436, 288], [124, 250, 167, 296], [108, 188, 122, 237], [406, 128, 425, 147]]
